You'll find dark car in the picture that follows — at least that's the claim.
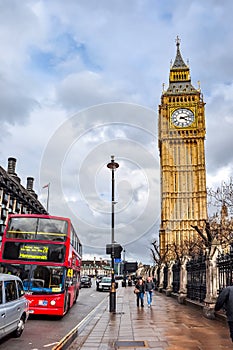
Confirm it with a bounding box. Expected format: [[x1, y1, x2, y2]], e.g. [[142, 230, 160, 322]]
[[80, 276, 92, 288]]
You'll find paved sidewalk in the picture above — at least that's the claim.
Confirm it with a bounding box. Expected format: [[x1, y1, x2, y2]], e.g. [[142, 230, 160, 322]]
[[68, 286, 233, 350]]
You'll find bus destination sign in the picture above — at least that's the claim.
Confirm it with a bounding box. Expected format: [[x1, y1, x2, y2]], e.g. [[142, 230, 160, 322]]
[[19, 244, 49, 260]]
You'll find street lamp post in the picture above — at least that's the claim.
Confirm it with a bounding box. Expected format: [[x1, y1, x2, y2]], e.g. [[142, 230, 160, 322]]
[[107, 155, 119, 313]]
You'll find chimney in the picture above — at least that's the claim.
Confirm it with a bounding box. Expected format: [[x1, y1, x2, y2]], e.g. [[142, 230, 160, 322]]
[[7, 157, 17, 175], [26, 177, 34, 191], [7, 157, 21, 183]]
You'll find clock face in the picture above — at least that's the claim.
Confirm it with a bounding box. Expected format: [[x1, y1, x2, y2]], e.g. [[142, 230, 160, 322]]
[[171, 108, 194, 127]]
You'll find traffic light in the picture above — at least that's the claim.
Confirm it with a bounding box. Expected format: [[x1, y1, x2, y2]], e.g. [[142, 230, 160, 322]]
[[106, 243, 123, 259]]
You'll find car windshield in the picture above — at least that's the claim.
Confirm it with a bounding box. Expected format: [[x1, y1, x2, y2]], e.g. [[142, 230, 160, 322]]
[[81, 277, 89, 281], [101, 277, 111, 283]]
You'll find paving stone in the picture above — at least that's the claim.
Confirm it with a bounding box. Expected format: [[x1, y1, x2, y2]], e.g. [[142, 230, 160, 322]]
[[68, 287, 233, 350]]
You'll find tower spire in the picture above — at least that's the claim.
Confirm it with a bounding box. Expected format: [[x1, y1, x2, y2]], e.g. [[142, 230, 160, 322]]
[[165, 36, 197, 93], [172, 35, 187, 69]]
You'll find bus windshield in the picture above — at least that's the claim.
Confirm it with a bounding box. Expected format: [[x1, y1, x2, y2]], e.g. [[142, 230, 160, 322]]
[[6, 217, 68, 241], [1, 264, 66, 294]]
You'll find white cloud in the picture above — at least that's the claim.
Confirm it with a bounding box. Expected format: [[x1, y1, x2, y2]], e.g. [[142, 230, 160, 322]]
[[1, 1, 233, 264]]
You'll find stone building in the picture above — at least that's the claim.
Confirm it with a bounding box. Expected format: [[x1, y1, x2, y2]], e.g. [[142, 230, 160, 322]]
[[81, 259, 111, 277], [0, 157, 47, 239]]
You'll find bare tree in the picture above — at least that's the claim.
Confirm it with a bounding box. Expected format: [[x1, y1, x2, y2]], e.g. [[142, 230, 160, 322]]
[[150, 239, 168, 266], [191, 212, 233, 256], [172, 239, 205, 260], [208, 178, 233, 216]]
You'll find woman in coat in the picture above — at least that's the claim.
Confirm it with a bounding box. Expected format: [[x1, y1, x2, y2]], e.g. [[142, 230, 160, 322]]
[[134, 278, 145, 307]]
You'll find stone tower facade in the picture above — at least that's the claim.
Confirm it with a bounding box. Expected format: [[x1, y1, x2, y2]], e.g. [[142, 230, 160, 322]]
[[158, 37, 207, 258]]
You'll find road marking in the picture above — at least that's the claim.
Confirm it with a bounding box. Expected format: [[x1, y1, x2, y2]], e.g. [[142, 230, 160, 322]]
[[43, 342, 59, 348]]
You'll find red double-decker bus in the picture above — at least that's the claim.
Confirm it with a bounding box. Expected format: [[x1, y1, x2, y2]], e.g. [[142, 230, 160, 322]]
[[0, 214, 82, 316]]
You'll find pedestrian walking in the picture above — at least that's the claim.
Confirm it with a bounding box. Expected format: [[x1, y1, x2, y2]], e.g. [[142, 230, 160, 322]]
[[215, 285, 233, 342], [134, 278, 145, 307], [145, 276, 155, 307]]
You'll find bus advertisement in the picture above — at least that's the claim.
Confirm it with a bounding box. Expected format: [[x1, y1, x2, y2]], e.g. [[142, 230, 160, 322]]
[[0, 214, 82, 317]]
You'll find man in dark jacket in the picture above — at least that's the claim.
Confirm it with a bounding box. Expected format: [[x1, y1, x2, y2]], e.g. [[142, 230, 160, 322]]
[[145, 276, 155, 307], [215, 285, 233, 342]]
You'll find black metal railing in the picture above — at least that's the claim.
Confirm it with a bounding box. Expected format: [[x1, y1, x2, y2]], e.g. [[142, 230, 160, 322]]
[[186, 254, 206, 302], [163, 264, 168, 290], [217, 246, 233, 293], [172, 261, 180, 293], [156, 267, 160, 290]]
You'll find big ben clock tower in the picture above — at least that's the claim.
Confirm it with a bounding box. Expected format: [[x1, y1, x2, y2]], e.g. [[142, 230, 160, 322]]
[[158, 37, 207, 258]]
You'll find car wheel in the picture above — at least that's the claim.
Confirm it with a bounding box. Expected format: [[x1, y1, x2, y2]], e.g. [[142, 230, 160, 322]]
[[13, 316, 25, 338]]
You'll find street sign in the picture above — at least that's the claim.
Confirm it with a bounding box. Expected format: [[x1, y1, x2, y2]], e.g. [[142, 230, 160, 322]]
[[114, 258, 122, 263]]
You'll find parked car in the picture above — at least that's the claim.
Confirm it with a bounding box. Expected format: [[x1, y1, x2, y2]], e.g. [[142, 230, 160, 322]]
[[0, 274, 29, 340], [80, 276, 92, 288]]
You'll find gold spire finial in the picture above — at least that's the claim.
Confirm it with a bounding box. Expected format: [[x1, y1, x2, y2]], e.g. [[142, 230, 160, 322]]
[[197, 80, 201, 91]]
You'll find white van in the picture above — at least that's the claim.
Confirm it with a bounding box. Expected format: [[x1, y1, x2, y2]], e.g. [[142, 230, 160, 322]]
[[0, 274, 29, 339]]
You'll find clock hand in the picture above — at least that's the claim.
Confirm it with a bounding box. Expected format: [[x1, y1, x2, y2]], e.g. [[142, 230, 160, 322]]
[[180, 115, 190, 121]]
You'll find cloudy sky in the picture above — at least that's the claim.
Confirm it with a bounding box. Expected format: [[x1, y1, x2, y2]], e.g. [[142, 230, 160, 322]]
[[1, 0, 233, 265]]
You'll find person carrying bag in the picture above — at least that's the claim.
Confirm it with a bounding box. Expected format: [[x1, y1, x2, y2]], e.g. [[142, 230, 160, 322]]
[[134, 278, 145, 307]]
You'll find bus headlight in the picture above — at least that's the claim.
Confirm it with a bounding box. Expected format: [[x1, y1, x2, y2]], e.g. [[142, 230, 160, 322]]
[[50, 300, 56, 306]]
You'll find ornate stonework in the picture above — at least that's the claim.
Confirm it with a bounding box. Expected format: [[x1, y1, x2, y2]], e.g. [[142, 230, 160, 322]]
[[158, 38, 207, 258]]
